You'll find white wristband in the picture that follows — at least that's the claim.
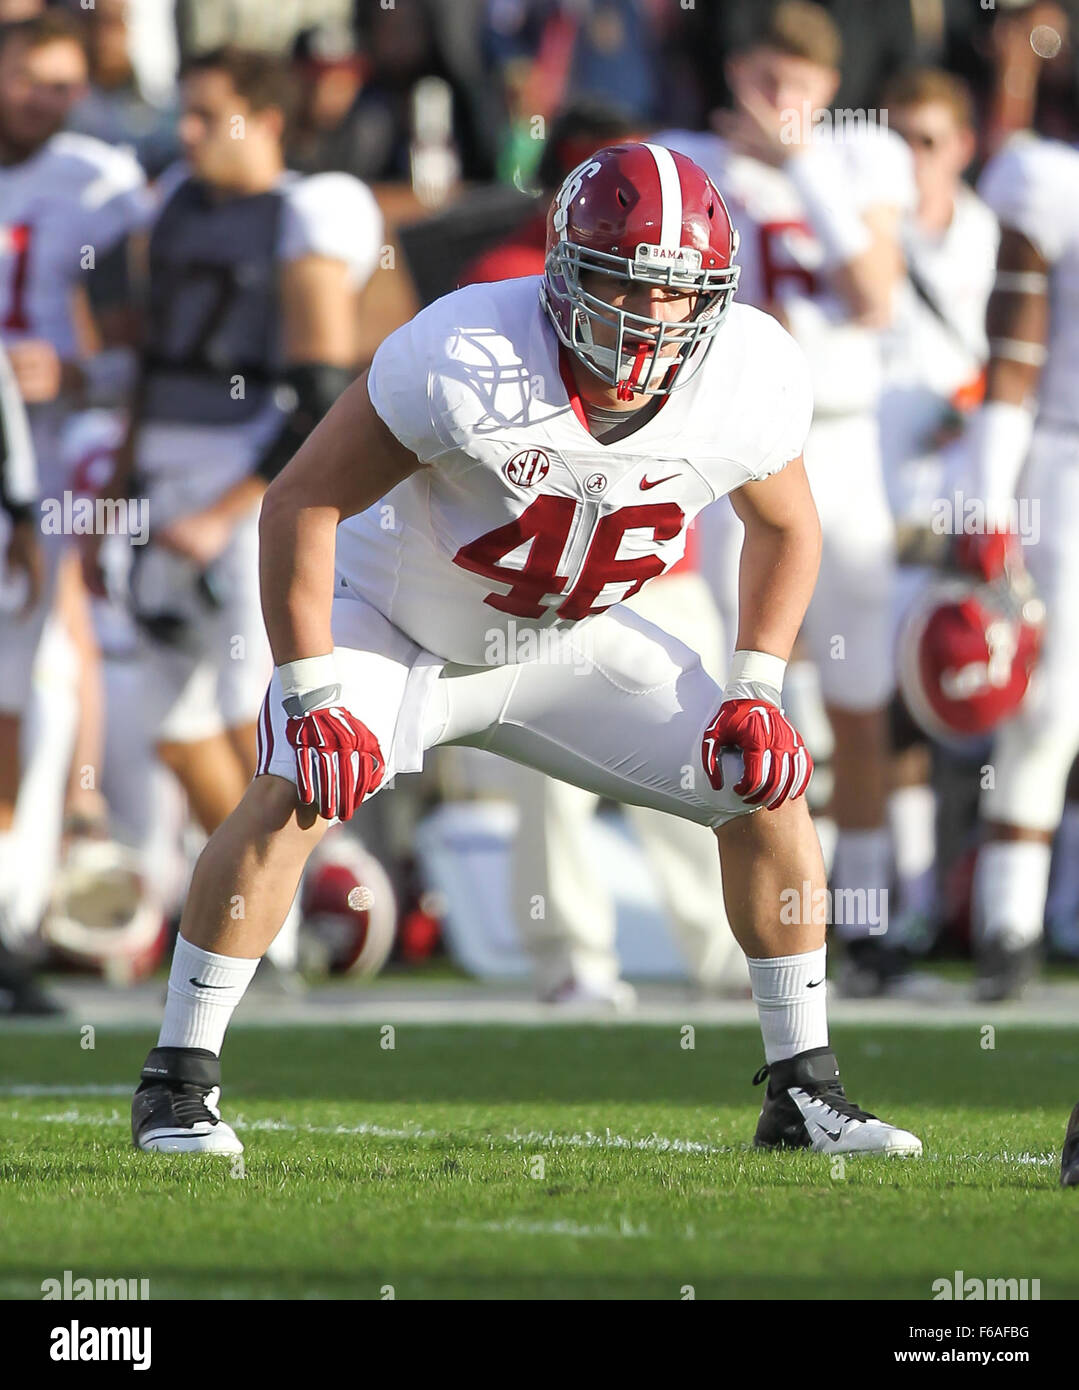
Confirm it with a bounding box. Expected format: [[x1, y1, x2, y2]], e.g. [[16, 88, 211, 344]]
[[785, 147, 872, 268], [277, 653, 338, 700], [729, 649, 787, 693], [966, 401, 1034, 531]]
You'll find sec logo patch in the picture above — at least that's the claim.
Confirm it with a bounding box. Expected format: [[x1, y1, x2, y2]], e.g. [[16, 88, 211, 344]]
[[505, 449, 551, 487]]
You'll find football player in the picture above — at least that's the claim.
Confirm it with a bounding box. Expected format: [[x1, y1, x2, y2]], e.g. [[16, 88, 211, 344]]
[[960, 38, 1079, 999], [130, 140, 921, 1159], [0, 11, 147, 953], [657, 1, 914, 986], [0, 334, 60, 1014], [872, 68, 998, 988], [98, 49, 382, 980], [461, 107, 746, 1003]]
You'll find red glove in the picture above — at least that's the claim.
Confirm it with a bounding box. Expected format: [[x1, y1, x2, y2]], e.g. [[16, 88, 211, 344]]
[[284, 705, 385, 821], [702, 699, 812, 809], [954, 529, 1020, 584]]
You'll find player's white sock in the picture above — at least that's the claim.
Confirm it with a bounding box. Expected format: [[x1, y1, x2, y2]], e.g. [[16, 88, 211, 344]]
[[1047, 805, 1079, 935], [749, 946, 829, 1064], [888, 784, 936, 918], [157, 935, 260, 1055], [832, 827, 891, 942], [973, 840, 1051, 948]]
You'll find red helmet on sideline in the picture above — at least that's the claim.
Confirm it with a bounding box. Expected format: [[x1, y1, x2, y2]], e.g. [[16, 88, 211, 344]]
[[541, 142, 740, 400], [897, 570, 1045, 744], [300, 836, 397, 977]]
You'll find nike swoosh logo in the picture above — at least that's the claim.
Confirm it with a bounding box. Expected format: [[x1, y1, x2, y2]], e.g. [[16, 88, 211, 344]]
[[821, 1125, 844, 1143], [639, 473, 679, 490], [807, 978, 824, 988], [189, 978, 229, 990]]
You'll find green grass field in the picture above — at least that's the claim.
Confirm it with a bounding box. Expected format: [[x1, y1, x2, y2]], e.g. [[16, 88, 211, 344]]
[[1, 1022, 1075, 1300]]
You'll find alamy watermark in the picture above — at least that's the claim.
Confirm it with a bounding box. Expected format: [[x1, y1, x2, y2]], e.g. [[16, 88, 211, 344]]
[[40, 491, 148, 545], [779, 881, 889, 935], [780, 103, 889, 145], [930, 490, 1040, 545], [483, 618, 593, 673], [42, 1270, 150, 1300], [931, 1270, 1040, 1301]]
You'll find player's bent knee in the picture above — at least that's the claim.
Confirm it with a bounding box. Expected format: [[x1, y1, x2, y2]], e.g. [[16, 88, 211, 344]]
[[249, 771, 328, 837]]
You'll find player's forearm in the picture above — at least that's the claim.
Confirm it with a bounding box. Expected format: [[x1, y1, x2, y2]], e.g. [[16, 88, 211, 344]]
[[964, 231, 1049, 523], [785, 151, 899, 325], [258, 493, 339, 666], [983, 277, 1047, 406], [259, 371, 426, 667], [206, 473, 266, 525], [832, 235, 903, 328], [735, 512, 821, 663]]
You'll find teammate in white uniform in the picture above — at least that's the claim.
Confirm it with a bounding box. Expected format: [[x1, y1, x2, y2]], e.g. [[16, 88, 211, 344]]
[[959, 128, 1079, 999], [875, 69, 998, 983], [0, 335, 62, 1013], [0, 12, 147, 984], [129, 139, 921, 1160], [110, 49, 382, 841], [657, 1, 914, 982]]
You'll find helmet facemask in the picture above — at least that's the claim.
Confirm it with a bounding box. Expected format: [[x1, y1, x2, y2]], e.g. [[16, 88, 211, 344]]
[[543, 237, 740, 400]]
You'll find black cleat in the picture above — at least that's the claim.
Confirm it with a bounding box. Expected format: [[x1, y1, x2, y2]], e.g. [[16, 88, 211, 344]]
[[974, 937, 1041, 1002], [836, 937, 920, 999], [1061, 1102, 1079, 1188], [0, 938, 65, 1016], [132, 1046, 243, 1154], [753, 1046, 923, 1155]]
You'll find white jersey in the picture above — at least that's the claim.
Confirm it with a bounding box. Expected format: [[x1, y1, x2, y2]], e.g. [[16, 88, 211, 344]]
[[0, 132, 148, 357], [0, 132, 148, 491], [339, 276, 812, 666], [657, 125, 916, 416], [136, 167, 384, 523], [978, 134, 1079, 431], [880, 184, 998, 476]]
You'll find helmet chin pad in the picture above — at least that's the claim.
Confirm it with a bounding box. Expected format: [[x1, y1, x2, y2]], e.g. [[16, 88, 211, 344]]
[[575, 317, 675, 393]]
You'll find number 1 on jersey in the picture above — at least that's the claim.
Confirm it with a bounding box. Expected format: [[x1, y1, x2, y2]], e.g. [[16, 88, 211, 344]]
[[2, 224, 32, 333]]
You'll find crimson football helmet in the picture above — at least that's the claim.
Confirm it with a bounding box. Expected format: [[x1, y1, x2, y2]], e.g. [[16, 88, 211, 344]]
[[299, 835, 397, 977], [897, 567, 1045, 744], [541, 142, 740, 400]]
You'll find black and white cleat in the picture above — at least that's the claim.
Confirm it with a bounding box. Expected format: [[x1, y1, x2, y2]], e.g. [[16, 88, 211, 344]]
[[753, 1047, 923, 1156], [132, 1046, 243, 1154]]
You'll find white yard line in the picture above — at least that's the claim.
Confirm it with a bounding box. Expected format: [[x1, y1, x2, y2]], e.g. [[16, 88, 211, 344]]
[[8, 1103, 1057, 1166]]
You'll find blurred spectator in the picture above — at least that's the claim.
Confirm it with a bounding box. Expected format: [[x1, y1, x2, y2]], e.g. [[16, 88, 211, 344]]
[[286, 20, 369, 175], [174, 0, 350, 59], [66, 0, 181, 178], [460, 97, 638, 285], [482, 0, 662, 185], [701, 0, 917, 115], [343, 0, 487, 181]]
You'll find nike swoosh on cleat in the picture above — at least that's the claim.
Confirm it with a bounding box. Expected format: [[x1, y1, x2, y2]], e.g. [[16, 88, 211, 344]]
[[189, 978, 230, 990], [639, 474, 679, 490], [807, 978, 824, 988]]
